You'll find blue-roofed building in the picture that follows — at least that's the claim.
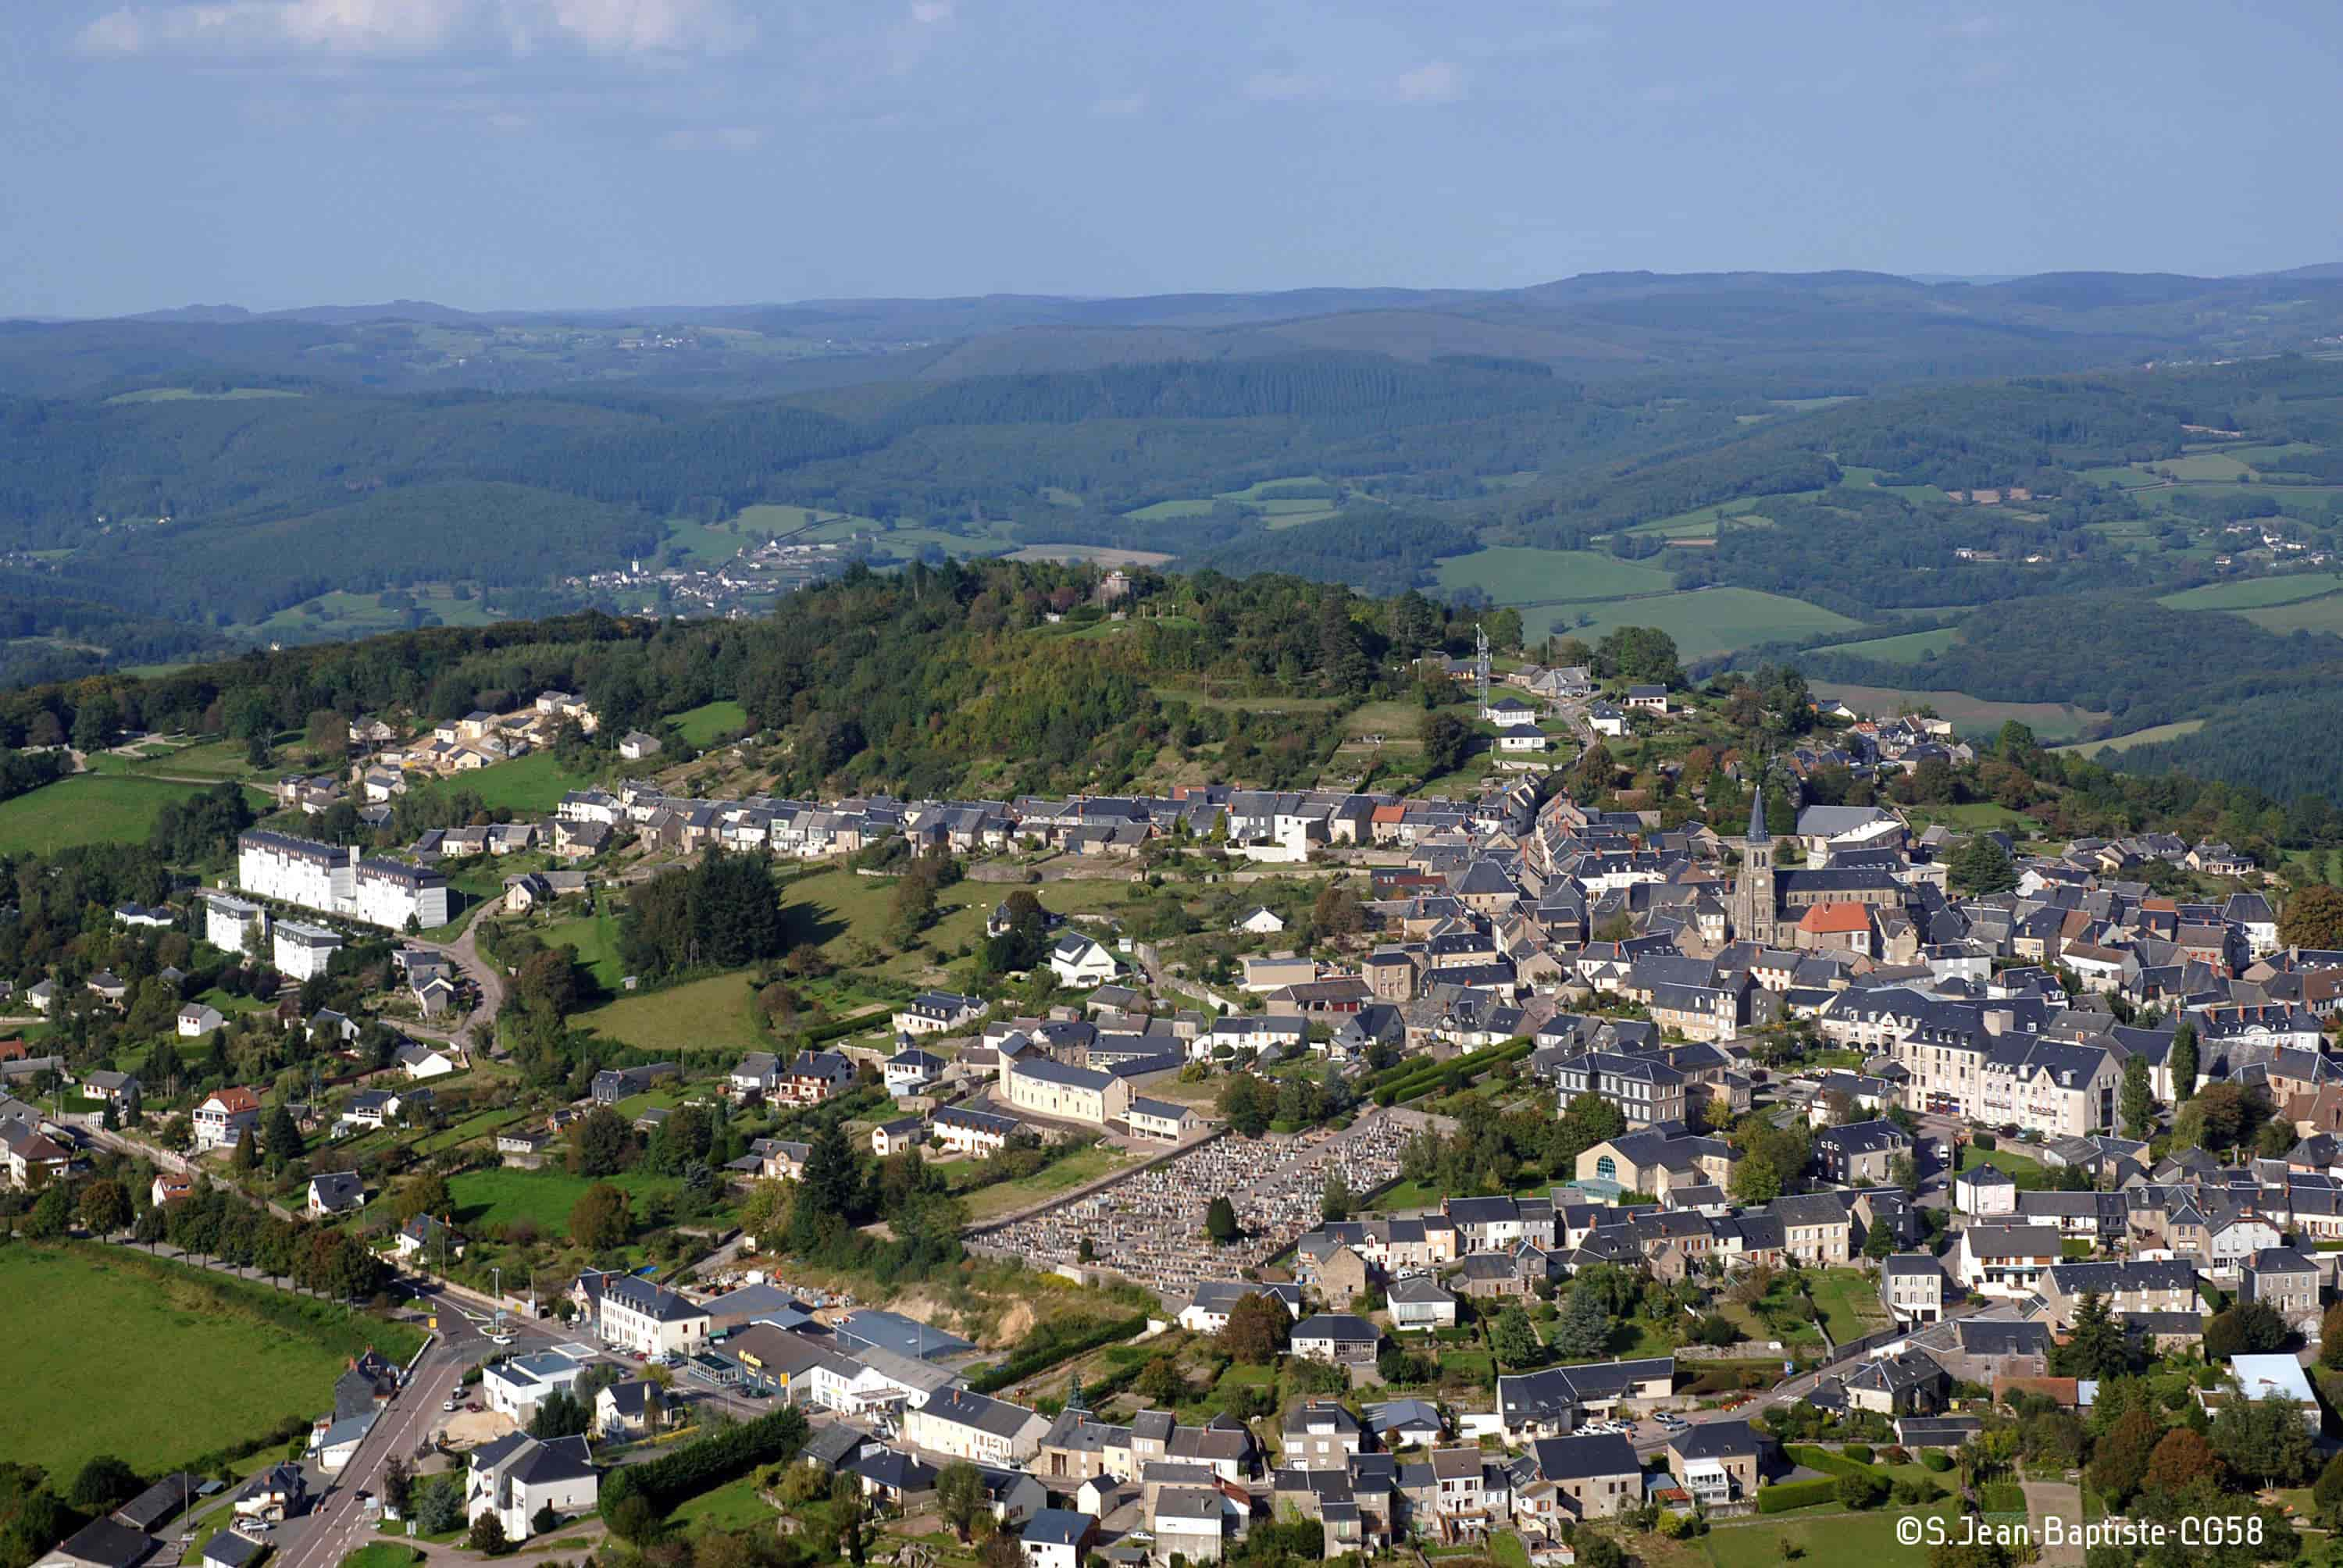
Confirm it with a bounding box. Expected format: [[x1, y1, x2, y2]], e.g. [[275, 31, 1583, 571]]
[[834, 1309, 976, 1363]]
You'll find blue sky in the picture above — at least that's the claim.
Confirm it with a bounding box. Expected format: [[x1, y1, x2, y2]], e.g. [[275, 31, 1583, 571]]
[[5, 0, 2341, 316]]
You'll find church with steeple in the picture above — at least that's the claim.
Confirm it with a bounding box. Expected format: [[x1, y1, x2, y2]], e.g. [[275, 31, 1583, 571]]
[[1731, 788, 1787, 946], [1731, 775, 1912, 946]]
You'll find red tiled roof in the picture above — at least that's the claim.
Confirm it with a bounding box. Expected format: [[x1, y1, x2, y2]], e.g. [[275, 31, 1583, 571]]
[[1798, 903, 1872, 935], [206, 1086, 262, 1114]]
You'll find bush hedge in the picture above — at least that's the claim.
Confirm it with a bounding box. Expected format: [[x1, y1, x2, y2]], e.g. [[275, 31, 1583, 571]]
[[968, 1313, 1150, 1394], [601, 1405, 808, 1519], [1759, 1477, 1841, 1514], [1785, 1445, 1882, 1480]]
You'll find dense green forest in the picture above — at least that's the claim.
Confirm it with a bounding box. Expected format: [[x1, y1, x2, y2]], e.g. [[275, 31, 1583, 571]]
[[0, 562, 1468, 799], [1801, 597, 2343, 723]]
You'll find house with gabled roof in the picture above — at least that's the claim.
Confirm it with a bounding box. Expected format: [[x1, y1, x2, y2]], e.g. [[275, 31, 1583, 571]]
[[904, 1387, 1049, 1464], [465, 1432, 597, 1541]]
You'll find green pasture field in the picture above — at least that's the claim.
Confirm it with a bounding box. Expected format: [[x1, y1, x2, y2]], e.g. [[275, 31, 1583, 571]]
[[0, 775, 214, 856], [1524, 588, 1861, 660], [246, 586, 501, 640], [668, 700, 751, 747], [572, 970, 764, 1055], [2053, 718, 2206, 757], [1807, 627, 1957, 663], [0, 1246, 413, 1480], [2237, 593, 2343, 636], [538, 909, 628, 992], [2156, 574, 2343, 609], [446, 1167, 685, 1238], [1432, 547, 1677, 602], [105, 387, 304, 404], [459, 750, 601, 814], [1809, 681, 2108, 743]]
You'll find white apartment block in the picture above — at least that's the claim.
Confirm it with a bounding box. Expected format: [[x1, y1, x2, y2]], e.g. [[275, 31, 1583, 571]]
[[273, 920, 343, 981], [237, 830, 448, 932], [354, 857, 451, 929], [204, 893, 269, 957]]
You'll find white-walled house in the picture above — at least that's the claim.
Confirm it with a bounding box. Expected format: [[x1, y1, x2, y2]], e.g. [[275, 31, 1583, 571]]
[[901, 1388, 1049, 1464], [483, 1352, 588, 1424], [1049, 934, 1119, 989], [465, 1433, 597, 1541]]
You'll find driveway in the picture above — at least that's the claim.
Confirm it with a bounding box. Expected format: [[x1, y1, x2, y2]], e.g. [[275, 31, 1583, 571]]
[[2020, 1480, 2085, 1566], [406, 905, 508, 1043]]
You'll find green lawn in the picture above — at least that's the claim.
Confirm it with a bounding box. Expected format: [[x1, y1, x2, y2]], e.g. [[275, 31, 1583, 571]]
[[121, 737, 263, 782], [0, 775, 216, 856], [667, 700, 751, 748], [574, 969, 765, 1053], [1960, 1145, 2043, 1176], [2156, 574, 2343, 610], [1903, 800, 2040, 834], [537, 909, 628, 992], [1432, 547, 1678, 603], [447, 1167, 685, 1238], [1697, 1491, 1960, 1567], [955, 1146, 1138, 1221], [1804, 1269, 1888, 1344], [0, 1246, 415, 1480], [339, 1547, 424, 1568], [664, 1473, 781, 1531], [460, 750, 601, 815]]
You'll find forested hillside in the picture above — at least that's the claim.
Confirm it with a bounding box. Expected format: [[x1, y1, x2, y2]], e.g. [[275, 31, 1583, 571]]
[[2, 559, 2338, 864], [8, 278, 2343, 800]]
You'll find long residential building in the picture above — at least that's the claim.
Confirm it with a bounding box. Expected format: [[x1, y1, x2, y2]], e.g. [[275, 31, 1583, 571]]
[[237, 829, 448, 932]]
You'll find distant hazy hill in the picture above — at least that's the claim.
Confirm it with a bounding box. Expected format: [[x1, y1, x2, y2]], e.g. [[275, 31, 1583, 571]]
[[7, 262, 2335, 399]]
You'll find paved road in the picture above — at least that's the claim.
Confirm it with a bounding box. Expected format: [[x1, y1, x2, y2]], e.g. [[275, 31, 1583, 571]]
[[408, 906, 508, 1043], [272, 1281, 576, 1568]]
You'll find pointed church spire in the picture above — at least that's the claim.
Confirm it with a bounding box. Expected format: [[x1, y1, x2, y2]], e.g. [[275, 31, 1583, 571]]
[[1746, 769, 1770, 844]]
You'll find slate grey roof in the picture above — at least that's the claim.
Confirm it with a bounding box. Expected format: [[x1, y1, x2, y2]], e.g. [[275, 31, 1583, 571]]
[[1527, 1432, 1639, 1481]]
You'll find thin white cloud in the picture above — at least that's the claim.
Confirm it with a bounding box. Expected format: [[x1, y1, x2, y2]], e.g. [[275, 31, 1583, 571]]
[[1393, 59, 1463, 104], [534, 0, 748, 54], [73, 0, 748, 58], [908, 0, 954, 23], [1093, 91, 1146, 117], [76, 0, 471, 55], [656, 123, 761, 150]]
